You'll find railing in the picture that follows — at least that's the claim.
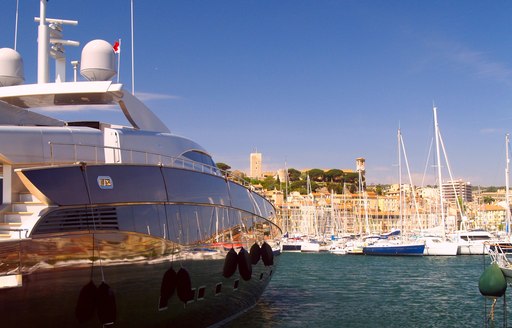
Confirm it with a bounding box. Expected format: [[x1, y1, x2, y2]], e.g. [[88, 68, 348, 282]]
[[486, 242, 512, 267], [0, 228, 29, 239], [0, 229, 28, 277], [48, 141, 255, 190]]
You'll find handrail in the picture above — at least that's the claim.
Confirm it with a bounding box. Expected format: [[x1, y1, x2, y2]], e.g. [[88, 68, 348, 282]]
[[0, 228, 29, 238], [485, 241, 512, 268], [47, 141, 256, 191]]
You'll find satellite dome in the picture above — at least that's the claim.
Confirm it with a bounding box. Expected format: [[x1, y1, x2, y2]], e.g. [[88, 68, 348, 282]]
[[80, 39, 116, 81], [0, 48, 24, 87]]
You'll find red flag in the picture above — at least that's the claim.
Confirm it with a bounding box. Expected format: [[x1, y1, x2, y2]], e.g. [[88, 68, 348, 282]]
[[113, 41, 120, 54]]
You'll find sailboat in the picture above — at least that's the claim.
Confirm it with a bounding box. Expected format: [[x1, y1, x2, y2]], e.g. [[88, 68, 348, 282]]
[[487, 134, 512, 254], [418, 106, 458, 256], [429, 106, 493, 255], [362, 129, 425, 256]]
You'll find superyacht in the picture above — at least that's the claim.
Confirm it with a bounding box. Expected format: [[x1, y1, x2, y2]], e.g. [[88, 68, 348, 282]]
[[0, 1, 281, 326]]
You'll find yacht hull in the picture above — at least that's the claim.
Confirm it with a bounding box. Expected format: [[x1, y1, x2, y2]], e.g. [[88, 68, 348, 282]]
[[1, 164, 281, 326], [0, 232, 280, 327]]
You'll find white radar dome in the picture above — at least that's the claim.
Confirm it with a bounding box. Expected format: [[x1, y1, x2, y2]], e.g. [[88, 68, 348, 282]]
[[0, 48, 24, 87], [80, 39, 116, 81]]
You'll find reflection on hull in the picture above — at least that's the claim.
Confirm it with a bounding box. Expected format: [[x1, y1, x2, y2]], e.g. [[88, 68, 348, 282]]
[[0, 232, 280, 327], [1, 163, 282, 326]]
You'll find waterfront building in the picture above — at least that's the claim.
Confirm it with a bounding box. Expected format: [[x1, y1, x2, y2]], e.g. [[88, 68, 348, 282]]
[[476, 204, 507, 231], [276, 169, 288, 184], [249, 151, 262, 179], [442, 179, 473, 203]]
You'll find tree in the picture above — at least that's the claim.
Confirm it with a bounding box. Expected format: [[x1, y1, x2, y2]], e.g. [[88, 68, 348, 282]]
[[261, 176, 277, 190], [287, 168, 302, 181], [216, 162, 231, 171], [290, 180, 307, 194], [307, 168, 325, 182], [483, 196, 495, 204], [326, 182, 344, 194], [325, 169, 344, 182], [375, 185, 384, 196], [344, 172, 359, 185]]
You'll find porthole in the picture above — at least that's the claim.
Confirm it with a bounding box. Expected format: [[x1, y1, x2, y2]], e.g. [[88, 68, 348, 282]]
[[197, 286, 206, 301], [215, 283, 222, 295]]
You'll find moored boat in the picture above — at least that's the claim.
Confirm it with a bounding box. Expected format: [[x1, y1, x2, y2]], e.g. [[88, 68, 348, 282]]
[[363, 239, 425, 256], [0, 1, 281, 327], [281, 236, 303, 252], [418, 235, 458, 256], [452, 229, 495, 255]]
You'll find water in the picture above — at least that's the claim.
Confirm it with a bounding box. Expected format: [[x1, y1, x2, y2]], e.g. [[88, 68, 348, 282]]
[[224, 253, 508, 327]]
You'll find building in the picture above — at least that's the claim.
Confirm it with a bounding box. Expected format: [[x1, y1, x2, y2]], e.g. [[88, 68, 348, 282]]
[[442, 179, 473, 203], [356, 157, 365, 173], [476, 204, 507, 231], [249, 152, 262, 179]]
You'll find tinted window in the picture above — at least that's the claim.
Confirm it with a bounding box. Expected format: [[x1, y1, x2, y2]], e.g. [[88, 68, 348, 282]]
[[182, 151, 215, 167]]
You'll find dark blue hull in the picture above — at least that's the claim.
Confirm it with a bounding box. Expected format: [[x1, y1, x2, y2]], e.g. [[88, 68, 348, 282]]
[[363, 243, 425, 256], [282, 244, 301, 252], [0, 164, 282, 327]]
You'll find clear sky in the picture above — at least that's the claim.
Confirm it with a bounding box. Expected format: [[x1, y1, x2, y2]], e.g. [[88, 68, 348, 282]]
[[2, 0, 512, 186]]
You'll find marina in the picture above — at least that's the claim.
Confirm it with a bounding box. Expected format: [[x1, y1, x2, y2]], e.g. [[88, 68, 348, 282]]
[[2, 1, 512, 327], [226, 253, 498, 328]]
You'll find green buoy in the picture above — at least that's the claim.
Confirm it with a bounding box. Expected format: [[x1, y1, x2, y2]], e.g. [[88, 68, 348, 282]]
[[479, 262, 507, 298]]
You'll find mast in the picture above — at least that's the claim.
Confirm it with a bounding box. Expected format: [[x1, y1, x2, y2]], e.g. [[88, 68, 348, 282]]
[[398, 128, 403, 236], [284, 160, 288, 202], [433, 106, 446, 239], [37, 0, 50, 83], [131, 0, 135, 95], [506, 134, 511, 238], [399, 129, 423, 232]]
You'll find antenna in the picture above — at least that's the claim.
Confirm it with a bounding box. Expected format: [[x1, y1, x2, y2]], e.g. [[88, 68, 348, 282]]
[[131, 0, 135, 95], [14, 0, 19, 50]]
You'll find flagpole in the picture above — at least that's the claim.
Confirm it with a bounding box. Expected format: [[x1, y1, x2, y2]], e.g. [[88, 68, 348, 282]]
[[117, 39, 121, 83], [14, 0, 19, 50], [130, 0, 135, 95]]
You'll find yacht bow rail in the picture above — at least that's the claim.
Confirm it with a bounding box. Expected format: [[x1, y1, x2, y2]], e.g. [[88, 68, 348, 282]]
[[486, 242, 512, 267], [48, 141, 255, 190]]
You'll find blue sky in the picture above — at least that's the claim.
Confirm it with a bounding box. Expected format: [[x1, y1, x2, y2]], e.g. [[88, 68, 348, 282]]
[[2, 1, 512, 186]]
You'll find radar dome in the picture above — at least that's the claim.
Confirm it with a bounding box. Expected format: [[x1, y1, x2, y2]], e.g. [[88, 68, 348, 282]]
[[80, 39, 116, 81], [0, 48, 24, 87]]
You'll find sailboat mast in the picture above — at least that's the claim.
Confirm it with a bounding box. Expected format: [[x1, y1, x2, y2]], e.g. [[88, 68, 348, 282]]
[[400, 130, 423, 231], [506, 133, 511, 237], [433, 106, 446, 239], [398, 128, 403, 235]]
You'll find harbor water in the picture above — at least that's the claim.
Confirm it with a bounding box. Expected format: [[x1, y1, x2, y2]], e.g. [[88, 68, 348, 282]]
[[224, 253, 507, 327]]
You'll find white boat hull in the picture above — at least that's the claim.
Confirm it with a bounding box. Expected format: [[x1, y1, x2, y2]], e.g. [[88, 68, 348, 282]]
[[421, 238, 458, 256], [457, 242, 487, 255], [301, 242, 320, 253]]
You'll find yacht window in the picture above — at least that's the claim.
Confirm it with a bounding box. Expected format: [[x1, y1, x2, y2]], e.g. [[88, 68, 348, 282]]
[[182, 151, 215, 167]]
